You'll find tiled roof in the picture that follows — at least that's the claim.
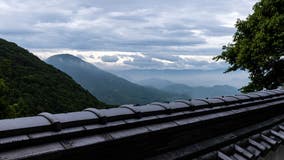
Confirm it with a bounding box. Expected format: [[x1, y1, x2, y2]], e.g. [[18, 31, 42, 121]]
[[0, 89, 284, 160]]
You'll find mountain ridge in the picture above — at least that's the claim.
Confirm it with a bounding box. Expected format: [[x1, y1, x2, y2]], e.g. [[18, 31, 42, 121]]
[[0, 38, 105, 119], [111, 68, 249, 88], [139, 78, 239, 98], [46, 54, 184, 105]]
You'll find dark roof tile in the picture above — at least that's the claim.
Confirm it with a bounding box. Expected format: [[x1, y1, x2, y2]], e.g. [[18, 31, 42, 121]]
[[0, 135, 29, 147], [60, 134, 111, 149], [212, 96, 239, 105], [175, 99, 209, 109], [151, 101, 190, 113], [174, 117, 200, 126], [146, 121, 178, 131], [53, 111, 98, 128], [29, 127, 85, 139], [0, 116, 50, 137], [100, 108, 136, 121], [109, 127, 149, 139], [84, 120, 126, 130], [0, 142, 64, 160]]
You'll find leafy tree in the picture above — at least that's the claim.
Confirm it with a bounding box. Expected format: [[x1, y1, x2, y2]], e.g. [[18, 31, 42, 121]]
[[0, 78, 8, 117], [0, 79, 7, 95], [214, 0, 284, 92]]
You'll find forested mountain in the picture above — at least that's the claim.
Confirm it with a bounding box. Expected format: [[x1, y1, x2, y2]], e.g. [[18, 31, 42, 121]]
[[0, 38, 105, 119], [112, 69, 249, 88], [46, 54, 183, 105], [139, 78, 175, 89], [162, 84, 238, 98], [139, 78, 239, 98]]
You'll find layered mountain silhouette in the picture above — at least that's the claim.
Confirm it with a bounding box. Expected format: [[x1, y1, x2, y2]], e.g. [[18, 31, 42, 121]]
[[0, 38, 105, 119], [112, 68, 248, 88], [139, 78, 239, 98], [0, 38, 240, 119], [46, 54, 183, 105]]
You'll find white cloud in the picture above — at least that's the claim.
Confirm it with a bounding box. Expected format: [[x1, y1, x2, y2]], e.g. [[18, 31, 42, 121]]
[[152, 58, 174, 64], [32, 49, 228, 71], [178, 55, 216, 63], [1, 0, 256, 70]]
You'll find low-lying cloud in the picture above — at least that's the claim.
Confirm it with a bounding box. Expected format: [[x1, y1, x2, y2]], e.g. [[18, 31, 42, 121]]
[[101, 55, 119, 63], [32, 49, 228, 71]]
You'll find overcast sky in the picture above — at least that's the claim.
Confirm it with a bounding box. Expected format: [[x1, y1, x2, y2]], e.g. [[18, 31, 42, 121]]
[[0, 0, 257, 70]]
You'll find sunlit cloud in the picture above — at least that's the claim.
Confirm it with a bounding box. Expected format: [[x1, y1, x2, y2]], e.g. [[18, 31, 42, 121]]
[[32, 49, 228, 71]]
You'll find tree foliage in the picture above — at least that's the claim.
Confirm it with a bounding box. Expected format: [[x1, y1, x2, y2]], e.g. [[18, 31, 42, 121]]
[[214, 0, 284, 92], [0, 38, 107, 119]]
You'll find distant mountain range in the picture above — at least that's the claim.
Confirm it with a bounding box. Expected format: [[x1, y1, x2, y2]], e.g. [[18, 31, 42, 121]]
[[0, 38, 105, 119], [139, 78, 239, 98], [46, 54, 184, 105], [111, 69, 249, 88], [0, 38, 241, 120]]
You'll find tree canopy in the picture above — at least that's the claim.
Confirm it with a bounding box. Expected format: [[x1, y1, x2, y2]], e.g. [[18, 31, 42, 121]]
[[214, 0, 284, 92]]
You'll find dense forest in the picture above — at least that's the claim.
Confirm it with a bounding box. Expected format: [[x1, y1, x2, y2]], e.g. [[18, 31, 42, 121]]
[[0, 38, 106, 119]]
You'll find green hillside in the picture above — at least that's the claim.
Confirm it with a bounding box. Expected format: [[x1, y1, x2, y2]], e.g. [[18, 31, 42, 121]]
[[46, 54, 184, 105], [0, 38, 106, 119]]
